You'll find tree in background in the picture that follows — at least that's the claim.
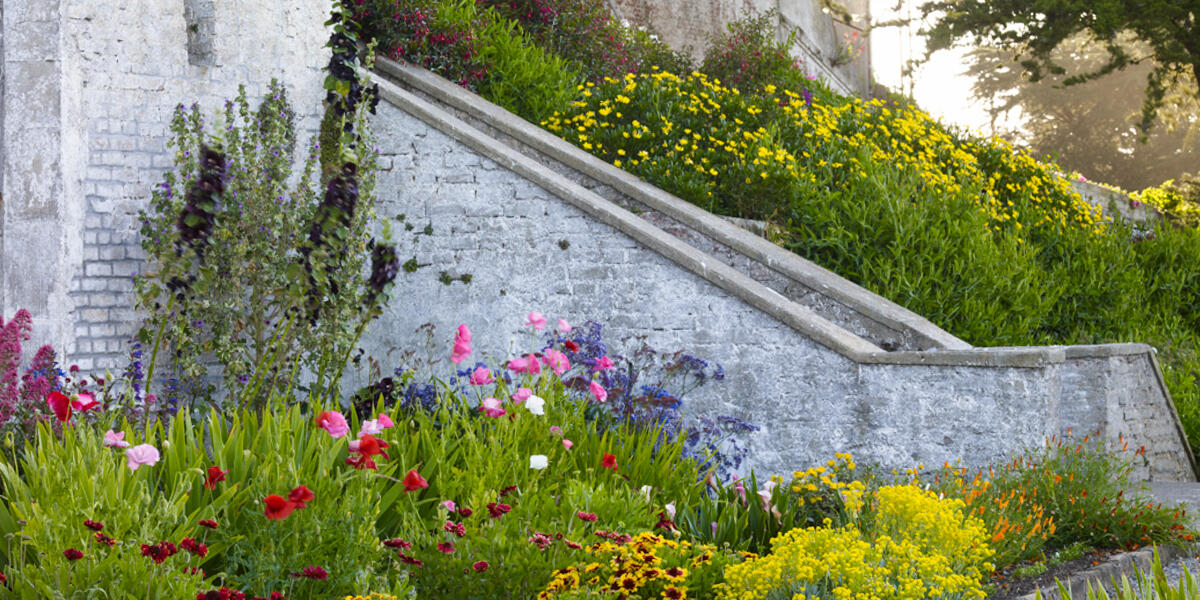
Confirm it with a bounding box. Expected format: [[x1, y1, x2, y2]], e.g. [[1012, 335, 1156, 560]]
[[964, 35, 1200, 191], [918, 0, 1199, 135]]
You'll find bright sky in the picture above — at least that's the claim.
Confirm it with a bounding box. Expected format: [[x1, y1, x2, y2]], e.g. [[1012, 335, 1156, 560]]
[[868, 0, 1022, 137]]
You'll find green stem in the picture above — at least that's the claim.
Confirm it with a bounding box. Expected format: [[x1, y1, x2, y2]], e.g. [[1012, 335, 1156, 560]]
[[144, 297, 173, 436], [324, 316, 371, 406]]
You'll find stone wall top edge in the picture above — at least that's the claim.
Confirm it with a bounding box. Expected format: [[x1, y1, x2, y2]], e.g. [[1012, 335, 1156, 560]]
[[372, 57, 970, 351]]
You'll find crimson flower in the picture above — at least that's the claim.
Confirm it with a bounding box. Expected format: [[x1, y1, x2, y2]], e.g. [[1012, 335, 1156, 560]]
[[654, 511, 677, 531], [251, 594, 287, 600], [83, 519, 104, 531], [472, 560, 489, 572], [436, 541, 455, 553], [458, 507, 473, 517], [402, 469, 428, 492], [263, 495, 296, 520], [601, 453, 618, 471], [443, 521, 466, 537], [180, 537, 209, 557], [198, 519, 219, 529], [576, 511, 598, 522], [196, 588, 246, 600], [289, 565, 328, 580], [204, 466, 228, 490], [486, 502, 511, 518], [564, 340, 580, 352], [565, 540, 582, 549], [140, 541, 178, 564], [94, 532, 116, 546], [288, 485, 315, 509], [383, 538, 412, 549], [63, 548, 84, 561], [47, 391, 72, 422], [499, 485, 518, 497], [398, 552, 423, 567]]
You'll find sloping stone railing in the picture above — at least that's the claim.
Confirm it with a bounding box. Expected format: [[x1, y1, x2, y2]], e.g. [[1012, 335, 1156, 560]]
[[363, 57, 1196, 481]]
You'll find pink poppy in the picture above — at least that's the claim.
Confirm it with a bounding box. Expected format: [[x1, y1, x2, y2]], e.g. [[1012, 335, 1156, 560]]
[[126, 444, 160, 471], [360, 418, 384, 436], [563, 439, 574, 449], [71, 392, 100, 412], [377, 413, 395, 429], [589, 381, 608, 403], [557, 318, 572, 332], [103, 429, 130, 448], [479, 397, 506, 418], [507, 354, 542, 374], [526, 311, 547, 330], [46, 391, 72, 422], [314, 411, 350, 438], [451, 324, 473, 364], [594, 356, 615, 371], [511, 387, 533, 403], [541, 349, 570, 375], [469, 367, 494, 386]]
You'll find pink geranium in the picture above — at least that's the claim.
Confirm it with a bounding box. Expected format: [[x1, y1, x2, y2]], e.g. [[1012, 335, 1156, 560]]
[[541, 349, 570, 376], [451, 324, 473, 364], [479, 397, 506, 418], [315, 411, 350, 438], [126, 444, 160, 471]]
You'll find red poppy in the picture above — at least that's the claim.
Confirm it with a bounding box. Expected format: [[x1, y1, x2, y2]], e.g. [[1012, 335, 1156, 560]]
[[402, 469, 428, 492], [263, 495, 296, 520], [204, 466, 228, 490], [601, 453, 618, 471], [357, 434, 389, 458], [345, 454, 378, 470], [564, 340, 580, 353], [288, 485, 314, 509], [198, 519, 220, 529], [472, 560, 489, 572], [47, 391, 72, 422]]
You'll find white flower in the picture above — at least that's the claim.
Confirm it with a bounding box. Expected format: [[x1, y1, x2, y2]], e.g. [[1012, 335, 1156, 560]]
[[530, 454, 549, 470], [640, 485, 653, 503], [664, 501, 676, 520], [361, 419, 383, 435], [525, 395, 545, 416]]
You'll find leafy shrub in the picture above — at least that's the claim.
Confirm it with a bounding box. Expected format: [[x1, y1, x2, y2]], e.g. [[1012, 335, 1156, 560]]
[[357, 0, 488, 89], [715, 484, 993, 600], [1132, 173, 1200, 228], [135, 79, 382, 410], [476, 17, 582, 122], [699, 10, 806, 94]]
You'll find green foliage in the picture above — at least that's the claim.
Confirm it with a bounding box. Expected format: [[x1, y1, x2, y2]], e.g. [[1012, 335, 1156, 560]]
[[135, 81, 381, 410], [699, 10, 804, 94], [477, 17, 582, 122], [1133, 175, 1200, 228], [1042, 548, 1200, 600], [917, 0, 1200, 133]]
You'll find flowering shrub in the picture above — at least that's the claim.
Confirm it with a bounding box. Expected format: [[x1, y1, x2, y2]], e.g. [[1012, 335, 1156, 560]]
[[538, 531, 743, 599], [715, 485, 993, 600]]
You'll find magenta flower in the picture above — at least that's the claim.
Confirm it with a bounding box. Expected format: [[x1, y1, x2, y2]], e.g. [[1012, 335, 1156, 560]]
[[71, 392, 100, 412], [125, 444, 160, 471], [541, 349, 570, 375], [563, 439, 574, 449], [469, 367, 494, 386], [511, 387, 532, 403], [46, 391, 72, 422], [377, 413, 395, 429], [507, 354, 542, 374], [441, 500, 457, 512], [594, 356, 615, 371], [549, 425, 563, 436], [557, 318, 572, 332], [437, 541, 456, 554], [589, 381, 608, 403], [103, 429, 130, 448], [314, 411, 350, 438], [479, 397, 506, 418], [451, 324, 473, 364], [526, 311, 547, 330]]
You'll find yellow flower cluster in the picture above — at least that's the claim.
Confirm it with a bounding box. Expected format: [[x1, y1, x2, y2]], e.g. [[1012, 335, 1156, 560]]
[[542, 67, 1106, 236], [342, 595, 399, 600], [788, 452, 864, 511], [539, 531, 735, 600], [716, 485, 993, 600]]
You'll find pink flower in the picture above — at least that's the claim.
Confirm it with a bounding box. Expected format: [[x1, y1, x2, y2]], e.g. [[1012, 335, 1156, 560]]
[[441, 500, 457, 512], [360, 419, 383, 436], [377, 413, 395, 429], [46, 391, 72, 422], [103, 429, 130, 448], [576, 511, 597, 522], [563, 439, 574, 449], [71, 392, 100, 412], [589, 381, 608, 403], [507, 355, 542, 374], [125, 444, 160, 471], [526, 311, 547, 330], [557, 318, 572, 332], [315, 411, 350, 438], [437, 541, 456, 554], [469, 367, 494, 386], [480, 397, 506, 418], [541, 349, 570, 375], [594, 356, 615, 371], [451, 324, 473, 364], [548, 425, 563, 437], [511, 387, 533, 404]]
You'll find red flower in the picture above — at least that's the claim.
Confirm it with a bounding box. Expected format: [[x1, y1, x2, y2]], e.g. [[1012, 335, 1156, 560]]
[[63, 548, 84, 561], [397, 551, 423, 567], [458, 507, 473, 517], [576, 511, 597, 522], [564, 340, 580, 353], [356, 434, 389, 458], [204, 466, 227, 490], [499, 485, 518, 497], [198, 519, 219, 529], [263, 494, 296, 520], [180, 537, 209, 557], [486, 502, 511, 518], [289, 565, 328, 580], [402, 469, 428, 492], [94, 532, 116, 546], [196, 588, 246, 600], [436, 541, 455, 553], [443, 521, 466, 537], [288, 485, 315, 509], [383, 538, 412, 549], [83, 519, 104, 531], [47, 391, 72, 422], [601, 453, 618, 471], [472, 560, 489, 572], [654, 511, 677, 531], [345, 454, 378, 470], [565, 540, 582, 549], [140, 541, 178, 564]]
